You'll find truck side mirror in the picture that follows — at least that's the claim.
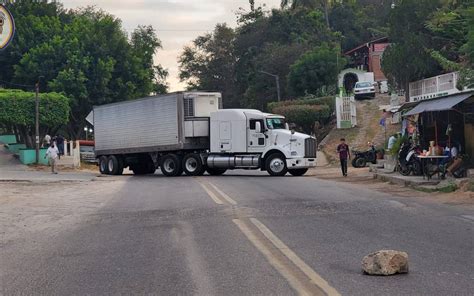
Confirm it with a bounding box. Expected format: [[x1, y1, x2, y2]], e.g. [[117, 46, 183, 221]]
[[255, 121, 262, 133]]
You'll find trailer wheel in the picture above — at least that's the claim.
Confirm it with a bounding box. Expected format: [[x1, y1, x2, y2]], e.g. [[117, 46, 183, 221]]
[[266, 153, 287, 176], [288, 168, 308, 176], [160, 154, 182, 177], [107, 155, 120, 175], [183, 153, 205, 176], [99, 156, 109, 174], [206, 167, 227, 176]]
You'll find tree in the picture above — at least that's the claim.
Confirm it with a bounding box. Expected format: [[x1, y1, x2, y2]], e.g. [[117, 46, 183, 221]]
[[288, 44, 345, 96], [0, 89, 70, 148], [281, 0, 331, 27], [179, 24, 238, 107], [382, 0, 471, 97], [381, 0, 442, 98], [3, 3, 168, 139]]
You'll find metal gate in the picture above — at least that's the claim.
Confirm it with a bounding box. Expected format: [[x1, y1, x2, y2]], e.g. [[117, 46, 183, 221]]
[[336, 96, 357, 129]]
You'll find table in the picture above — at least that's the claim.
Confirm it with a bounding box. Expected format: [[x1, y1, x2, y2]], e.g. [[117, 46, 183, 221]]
[[416, 155, 450, 180]]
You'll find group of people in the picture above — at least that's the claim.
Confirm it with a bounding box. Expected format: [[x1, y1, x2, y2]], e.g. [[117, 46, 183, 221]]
[[43, 134, 65, 174]]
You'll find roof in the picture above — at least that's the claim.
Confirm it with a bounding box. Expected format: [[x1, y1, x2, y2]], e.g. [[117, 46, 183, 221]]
[[395, 101, 420, 113], [344, 37, 389, 56], [404, 92, 473, 116]]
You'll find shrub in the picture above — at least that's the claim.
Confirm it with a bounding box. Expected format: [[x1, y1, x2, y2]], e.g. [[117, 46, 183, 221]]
[[268, 95, 335, 114], [0, 89, 70, 148]]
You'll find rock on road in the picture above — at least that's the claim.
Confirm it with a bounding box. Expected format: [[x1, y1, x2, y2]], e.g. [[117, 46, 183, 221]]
[[1, 171, 473, 295]]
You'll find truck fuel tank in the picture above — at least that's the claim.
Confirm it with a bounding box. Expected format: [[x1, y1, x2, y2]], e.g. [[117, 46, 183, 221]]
[[207, 154, 260, 169]]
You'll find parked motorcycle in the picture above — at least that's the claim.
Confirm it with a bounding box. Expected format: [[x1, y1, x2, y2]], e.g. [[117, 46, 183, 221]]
[[397, 141, 422, 176], [352, 145, 377, 168]]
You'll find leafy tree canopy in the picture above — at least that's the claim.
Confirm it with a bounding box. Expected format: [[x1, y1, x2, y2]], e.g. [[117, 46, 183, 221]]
[[1, 1, 168, 139], [0, 89, 70, 148]]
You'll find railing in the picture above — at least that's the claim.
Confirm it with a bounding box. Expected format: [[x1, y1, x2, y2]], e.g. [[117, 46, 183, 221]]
[[409, 72, 471, 102]]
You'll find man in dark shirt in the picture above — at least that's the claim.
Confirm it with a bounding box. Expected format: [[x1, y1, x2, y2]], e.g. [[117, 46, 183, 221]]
[[56, 134, 64, 157], [337, 138, 350, 177]]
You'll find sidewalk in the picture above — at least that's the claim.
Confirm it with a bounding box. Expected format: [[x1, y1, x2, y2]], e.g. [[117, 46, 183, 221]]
[[0, 145, 96, 183]]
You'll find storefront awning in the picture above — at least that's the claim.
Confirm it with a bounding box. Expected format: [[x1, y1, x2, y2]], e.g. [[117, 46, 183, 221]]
[[404, 92, 473, 116], [396, 101, 420, 113]]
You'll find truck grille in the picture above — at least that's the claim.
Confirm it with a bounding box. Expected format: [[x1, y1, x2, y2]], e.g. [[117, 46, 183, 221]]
[[305, 138, 317, 158]]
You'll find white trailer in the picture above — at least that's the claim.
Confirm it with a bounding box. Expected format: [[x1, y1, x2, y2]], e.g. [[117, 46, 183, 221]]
[[93, 92, 316, 176]]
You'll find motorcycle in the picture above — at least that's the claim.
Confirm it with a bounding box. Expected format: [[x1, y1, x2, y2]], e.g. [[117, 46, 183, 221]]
[[352, 145, 377, 168], [397, 141, 422, 176]]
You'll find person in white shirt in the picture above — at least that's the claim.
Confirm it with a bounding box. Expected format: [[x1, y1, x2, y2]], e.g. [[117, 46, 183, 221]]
[[450, 145, 458, 158], [45, 142, 59, 174], [43, 134, 51, 147]]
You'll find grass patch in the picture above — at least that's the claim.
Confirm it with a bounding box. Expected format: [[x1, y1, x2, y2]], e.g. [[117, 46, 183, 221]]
[[414, 182, 457, 193]]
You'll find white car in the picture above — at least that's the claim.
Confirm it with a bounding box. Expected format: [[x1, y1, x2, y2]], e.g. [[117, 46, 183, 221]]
[[354, 81, 376, 99]]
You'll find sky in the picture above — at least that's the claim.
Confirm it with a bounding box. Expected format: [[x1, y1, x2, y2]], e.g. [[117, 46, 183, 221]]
[[61, 0, 281, 91]]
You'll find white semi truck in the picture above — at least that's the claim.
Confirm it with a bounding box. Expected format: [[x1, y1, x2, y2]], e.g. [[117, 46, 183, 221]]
[[92, 92, 317, 177]]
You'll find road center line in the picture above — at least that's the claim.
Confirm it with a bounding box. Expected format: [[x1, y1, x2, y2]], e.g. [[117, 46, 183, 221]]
[[198, 181, 224, 205], [250, 218, 341, 296], [207, 182, 237, 205], [233, 219, 317, 296]]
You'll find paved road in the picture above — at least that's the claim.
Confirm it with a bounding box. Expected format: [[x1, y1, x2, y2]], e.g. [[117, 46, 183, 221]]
[[1, 171, 473, 295]]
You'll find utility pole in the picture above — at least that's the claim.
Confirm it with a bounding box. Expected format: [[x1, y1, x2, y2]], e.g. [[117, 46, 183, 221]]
[[35, 81, 40, 164], [259, 70, 281, 102]]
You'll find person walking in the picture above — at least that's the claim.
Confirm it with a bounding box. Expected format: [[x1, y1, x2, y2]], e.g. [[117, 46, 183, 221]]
[[56, 134, 65, 157], [337, 138, 351, 177], [45, 142, 59, 174]]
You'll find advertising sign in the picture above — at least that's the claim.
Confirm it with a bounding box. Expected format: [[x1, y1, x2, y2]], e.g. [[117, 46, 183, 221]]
[[0, 4, 15, 50]]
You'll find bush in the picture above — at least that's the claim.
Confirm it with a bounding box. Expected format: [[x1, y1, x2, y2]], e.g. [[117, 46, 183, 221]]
[[389, 135, 407, 155], [271, 104, 331, 134], [268, 95, 335, 114], [0, 89, 70, 148]]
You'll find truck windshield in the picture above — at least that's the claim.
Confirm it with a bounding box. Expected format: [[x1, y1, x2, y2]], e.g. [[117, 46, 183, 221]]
[[266, 118, 286, 129]]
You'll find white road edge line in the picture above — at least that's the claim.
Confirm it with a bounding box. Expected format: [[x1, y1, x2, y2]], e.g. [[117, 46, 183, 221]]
[[208, 182, 238, 205], [233, 219, 314, 296], [250, 218, 341, 296], [198, 182, 224, 205]]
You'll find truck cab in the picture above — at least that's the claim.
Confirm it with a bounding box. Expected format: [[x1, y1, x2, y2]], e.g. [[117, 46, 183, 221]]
[[208, 109, 316, 176]]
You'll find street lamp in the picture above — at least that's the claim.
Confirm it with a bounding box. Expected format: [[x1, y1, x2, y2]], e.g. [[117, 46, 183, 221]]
[[89, 128, 93, 139], [259, 70, 281, 102], [84, 127, 88, 140]]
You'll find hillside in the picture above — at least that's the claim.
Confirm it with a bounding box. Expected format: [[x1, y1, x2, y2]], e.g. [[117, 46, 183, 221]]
[[319, 94, 402, 164]]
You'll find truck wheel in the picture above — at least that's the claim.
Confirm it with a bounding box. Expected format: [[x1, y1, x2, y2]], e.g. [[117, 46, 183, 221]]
[[206, 167, 227, 176], [289, 168, 308, 176], [160, 154, 182, 177], [183, 153, 205, 176], [266, 153, 287, 176], [99, 156, 109, 174], [107, 155, 120, 175]]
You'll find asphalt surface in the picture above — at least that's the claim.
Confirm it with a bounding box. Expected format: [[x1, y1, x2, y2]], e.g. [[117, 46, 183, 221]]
[[1, 170, 473, 295]]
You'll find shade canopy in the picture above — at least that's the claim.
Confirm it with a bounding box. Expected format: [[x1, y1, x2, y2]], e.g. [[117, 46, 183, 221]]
[[404, 92, 472, 116]]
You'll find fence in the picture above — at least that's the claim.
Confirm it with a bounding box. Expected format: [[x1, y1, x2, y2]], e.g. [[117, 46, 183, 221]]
[[336, 96, 357, 129], [409, 72, 471, 102]]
